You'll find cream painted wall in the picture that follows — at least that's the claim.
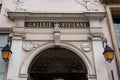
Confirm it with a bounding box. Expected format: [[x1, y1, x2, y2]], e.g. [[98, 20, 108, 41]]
[[23, 0, 86, 12], [0, 0, 119, 80], [0, 0, 105, 27]]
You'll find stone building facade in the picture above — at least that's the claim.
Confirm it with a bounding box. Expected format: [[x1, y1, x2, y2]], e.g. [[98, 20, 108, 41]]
[[0, 0, 119, 80]]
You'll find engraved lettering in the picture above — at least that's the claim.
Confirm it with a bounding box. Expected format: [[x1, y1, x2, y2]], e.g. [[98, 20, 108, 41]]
[[28, 22, 32, 27], [61, 23, 65, 27], [75, 22, 80, 27], [84, 22, 87, 28], [33, 22, 36, 27], [39, 22, 42, 27], [80, 23, 84, 28], [48, 22, 51, 28], [25, 22, 89, 28], [46, 22, 48, 27], [43, 22, 46, 27], [67, 23, 71, 27], [74, 22, 75, 27], [36, 22, 39, 27]]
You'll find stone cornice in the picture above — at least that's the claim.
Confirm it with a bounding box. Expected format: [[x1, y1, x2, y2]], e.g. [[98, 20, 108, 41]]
[[7, 12, 106, 21], [8, 12, 30, 19], [84, 12, 106, 20], [0, 28, 11, 33], [8, 12, 85, 19]]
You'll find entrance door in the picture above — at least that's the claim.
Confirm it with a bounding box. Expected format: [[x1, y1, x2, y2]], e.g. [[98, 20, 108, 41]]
[[28, 47, 88, 80]]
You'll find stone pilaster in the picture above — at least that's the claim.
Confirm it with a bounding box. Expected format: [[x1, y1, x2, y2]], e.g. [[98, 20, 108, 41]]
[[12, 18, 25, 40], [7, 39, 23, 80], [7, 15, 25, 80], [89, 19, 109, 80]]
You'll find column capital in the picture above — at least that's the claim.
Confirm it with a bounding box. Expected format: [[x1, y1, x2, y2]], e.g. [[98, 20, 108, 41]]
[[11, 27, 25, 40], [89, 33, 104, 41], [89, 27, 104, 40]]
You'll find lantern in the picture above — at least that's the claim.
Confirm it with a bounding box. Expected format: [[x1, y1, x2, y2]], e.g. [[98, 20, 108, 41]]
[[103, 45, 114, 63], [1, 44, 12, 62]]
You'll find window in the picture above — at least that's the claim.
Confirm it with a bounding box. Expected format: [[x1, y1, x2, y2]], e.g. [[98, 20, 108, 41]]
[[113, 17, 120, 48], [0, 30, 9, 80], [106, 5, 120, 79], [112, 8, 120, 48]]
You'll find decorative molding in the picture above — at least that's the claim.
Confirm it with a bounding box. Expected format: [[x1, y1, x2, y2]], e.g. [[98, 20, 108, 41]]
[[19, 74, 28, 78], [24, 28, 90, 34], [7, 12, 86, 20], [75, 0, 98, 11], [90, 27, 102, 33], [20, 42, 95, 75], [12, 33, 25, 40], [54, 23, 60, 46], [84, 12, 106, 20], [12, 27, 25, 40], [87, 74, 96, 79], [89, 26, 104, 40], [81, 42, 91, 52], [89, 33, 104, 41], [4, 8, 10, 17], [86, 0, 98, 11], [0, 28, 11, 33], [7, 12, 106, 20], [22, 41, 49, 51], [91, 33, 104, 38], [23, 42, 33, 51], [54, 32, 60, 46], [12, 0, 28, 11]]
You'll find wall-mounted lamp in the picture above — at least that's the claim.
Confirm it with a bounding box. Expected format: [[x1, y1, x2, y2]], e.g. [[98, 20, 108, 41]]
[[1, 37, 12, 62], [102, 38, 114, 63]]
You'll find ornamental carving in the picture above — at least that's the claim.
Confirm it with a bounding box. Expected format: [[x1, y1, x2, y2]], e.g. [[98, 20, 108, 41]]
[[23, 41, 48, 51], [75, 0, 98, 11], [12, 0, 27, 11], [81, 43, 91, 52], [23, 42, 33, 51]]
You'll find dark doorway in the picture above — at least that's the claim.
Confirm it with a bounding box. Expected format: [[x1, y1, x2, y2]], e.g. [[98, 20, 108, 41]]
[[28, 47, 88, 80]]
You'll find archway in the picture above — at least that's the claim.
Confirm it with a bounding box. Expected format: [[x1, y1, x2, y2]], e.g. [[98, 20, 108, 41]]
[[28, 47, 88, 80]]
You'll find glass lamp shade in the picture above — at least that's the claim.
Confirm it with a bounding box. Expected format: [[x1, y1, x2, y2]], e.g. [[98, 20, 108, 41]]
[[103, 45, 114, 62], [1, 45, 12, 62]]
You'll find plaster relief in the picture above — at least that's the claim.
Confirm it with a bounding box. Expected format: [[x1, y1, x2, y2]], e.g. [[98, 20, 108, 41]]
[[86, 1, 98, 11], [23, 41, 48, 51], [23, 42, 33, 51], [81, 43, 91, 52], [75, 0, 98, 11], [32, 42, 40, 48], [12, 0, 28, 11]]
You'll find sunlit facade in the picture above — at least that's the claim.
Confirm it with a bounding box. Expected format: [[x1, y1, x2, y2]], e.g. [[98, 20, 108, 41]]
[[0, 0, 119, 80]]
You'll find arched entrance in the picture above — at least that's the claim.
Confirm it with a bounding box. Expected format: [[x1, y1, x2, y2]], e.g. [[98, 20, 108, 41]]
[[28, 47, 88, 80]]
